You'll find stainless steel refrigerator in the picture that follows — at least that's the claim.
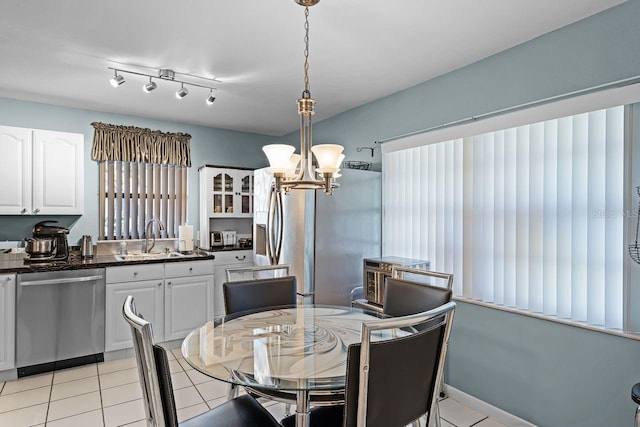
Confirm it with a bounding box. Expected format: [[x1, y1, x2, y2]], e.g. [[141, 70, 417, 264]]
[[253, 167, 381, 305]]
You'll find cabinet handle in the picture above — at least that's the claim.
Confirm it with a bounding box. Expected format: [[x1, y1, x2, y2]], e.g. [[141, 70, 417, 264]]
[[5, 277, 11, 281], [235, 255, 246, 261], [33, 208, 40, 214], [167, 281, 172, 286], [21, 208, 27, 214], [158, 282, 162, 287], [134, 271, 138, 276], [189, 267, 193, 272]]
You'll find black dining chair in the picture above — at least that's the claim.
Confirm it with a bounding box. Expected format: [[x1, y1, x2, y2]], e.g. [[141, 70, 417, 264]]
[[282, 301, 457, 427], [122, 295, 282, 427], [223, 275, 297, 315]]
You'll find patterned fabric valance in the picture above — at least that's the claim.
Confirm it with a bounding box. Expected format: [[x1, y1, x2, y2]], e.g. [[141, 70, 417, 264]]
[[91, 122, 192, 166]]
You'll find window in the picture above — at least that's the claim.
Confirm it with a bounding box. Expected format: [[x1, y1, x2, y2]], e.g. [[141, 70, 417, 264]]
[[91, 122, 191, 240], [99, 161, 187, 240], [383, 106, 625, 330]]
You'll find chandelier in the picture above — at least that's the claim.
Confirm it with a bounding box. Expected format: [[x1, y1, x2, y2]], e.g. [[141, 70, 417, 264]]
[[262, 0, 344, 194]]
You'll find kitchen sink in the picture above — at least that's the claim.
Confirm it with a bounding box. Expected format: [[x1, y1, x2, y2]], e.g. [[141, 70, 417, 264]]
[[115, 252, 186, 261]]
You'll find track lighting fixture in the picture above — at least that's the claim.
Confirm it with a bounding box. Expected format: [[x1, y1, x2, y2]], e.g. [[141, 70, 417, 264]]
[[142, 77, 157, 93], [107, 66, 219, 105], [109, 70, 125, 87], [206, 90, 216, 105], [176, 83, 189, 99]]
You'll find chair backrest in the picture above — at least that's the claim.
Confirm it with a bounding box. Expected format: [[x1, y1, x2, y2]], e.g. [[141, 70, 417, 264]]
[[344, 301, 456, 427], [225, 264, 291, 282], [383, 277, 452, 320], [223, 276, 297, 315], [123, 295, 178, 427]]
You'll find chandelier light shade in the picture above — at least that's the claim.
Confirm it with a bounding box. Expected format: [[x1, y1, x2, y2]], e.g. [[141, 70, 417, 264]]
[[262, 0, 344, 195], [263, 144, 296, 174], [312, 144, 344, 173]]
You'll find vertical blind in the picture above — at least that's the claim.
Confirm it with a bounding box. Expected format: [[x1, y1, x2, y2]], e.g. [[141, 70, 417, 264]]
[[91, 122, 191, 241], [383, 106, 624, 329], [99, 162, 187, 240]]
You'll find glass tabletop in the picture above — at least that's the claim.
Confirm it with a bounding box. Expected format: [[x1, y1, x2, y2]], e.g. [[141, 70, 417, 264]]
[[181, 304, 389, 393]]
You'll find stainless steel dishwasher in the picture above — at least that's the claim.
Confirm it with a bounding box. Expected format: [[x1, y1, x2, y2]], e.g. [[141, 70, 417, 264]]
[[16, 268, 105, 377]]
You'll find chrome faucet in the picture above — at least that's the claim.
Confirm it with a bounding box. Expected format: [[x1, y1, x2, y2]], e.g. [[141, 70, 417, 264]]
[[143, 219, 165, 253]]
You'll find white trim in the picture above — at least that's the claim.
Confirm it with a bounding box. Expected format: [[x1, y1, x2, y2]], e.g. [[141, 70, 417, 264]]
[[383, 82, 640, 153], [444, 384, 537, 427], [454, 296, 640, 342]]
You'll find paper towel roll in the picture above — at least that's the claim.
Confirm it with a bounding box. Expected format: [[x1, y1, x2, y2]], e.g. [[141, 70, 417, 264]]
[[179, 225, 194, 252]]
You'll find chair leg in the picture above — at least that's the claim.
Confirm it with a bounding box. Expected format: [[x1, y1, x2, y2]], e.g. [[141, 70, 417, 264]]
[[227, 383, 239, 400], [426, 401, 441, 427], [635, 405, 640, 427], [283, 403, 292, 417]]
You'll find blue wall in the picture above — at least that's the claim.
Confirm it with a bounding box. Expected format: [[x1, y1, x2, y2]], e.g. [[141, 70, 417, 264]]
[[1, 0, 640, 424], [281, 1, 640, 426], [0, 98, 271, 245]]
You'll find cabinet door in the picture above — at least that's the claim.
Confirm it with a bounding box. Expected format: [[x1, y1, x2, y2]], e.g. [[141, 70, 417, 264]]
[[211, 169, 234, 216], [105, 279, 164, 352], [236, 171, 253, 216], [0, 126, 32, 215], [165, 275, 214, 341], [0, 274, 15, 371], [32, 130, 84, 215]]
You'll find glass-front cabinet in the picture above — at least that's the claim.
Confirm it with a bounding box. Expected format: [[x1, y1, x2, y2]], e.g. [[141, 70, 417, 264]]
[[203, 167, 253, 218]]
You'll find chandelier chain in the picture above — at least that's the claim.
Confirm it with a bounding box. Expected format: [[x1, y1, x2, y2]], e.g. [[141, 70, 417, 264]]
[[303, 6, 311, 98]]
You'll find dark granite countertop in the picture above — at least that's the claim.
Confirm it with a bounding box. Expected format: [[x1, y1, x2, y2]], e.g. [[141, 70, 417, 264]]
[[0, 250, 216, 274], [208, 245, 253, 252]]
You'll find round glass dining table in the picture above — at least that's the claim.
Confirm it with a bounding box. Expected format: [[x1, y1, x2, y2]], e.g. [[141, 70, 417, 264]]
[[181, 304, 388, 427]]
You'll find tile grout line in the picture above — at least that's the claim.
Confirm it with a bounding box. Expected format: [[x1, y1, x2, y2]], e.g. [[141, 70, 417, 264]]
[[469, 416, 489, 427], [96, 362, 107, 427], [43, 372, 53, 427]]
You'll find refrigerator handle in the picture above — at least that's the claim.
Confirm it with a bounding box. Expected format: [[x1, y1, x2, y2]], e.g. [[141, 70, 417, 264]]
[[266, 185, 274, 264], [266, 185, 283, 265], [273, 189, 283, 265]]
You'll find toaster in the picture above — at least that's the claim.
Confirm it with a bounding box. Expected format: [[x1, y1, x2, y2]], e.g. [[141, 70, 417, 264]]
[[210, 231, 224, 248]]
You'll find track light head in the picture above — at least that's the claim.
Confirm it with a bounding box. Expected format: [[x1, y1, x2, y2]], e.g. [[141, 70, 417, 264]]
[[176, 84, 188, 99], [143, 78, 157, 93], [109, 72, 125, 88], [206, 90, 216, 105]]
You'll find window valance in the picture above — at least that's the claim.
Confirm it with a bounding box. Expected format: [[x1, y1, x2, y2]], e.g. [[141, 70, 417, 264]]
[[91, 122, 192, 167]]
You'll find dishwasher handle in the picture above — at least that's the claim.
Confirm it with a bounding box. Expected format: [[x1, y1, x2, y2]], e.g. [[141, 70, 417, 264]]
[[19, 275, 104, 287]]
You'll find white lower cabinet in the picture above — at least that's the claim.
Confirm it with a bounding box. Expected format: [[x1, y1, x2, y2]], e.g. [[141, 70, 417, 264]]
[[0, 274, 15, 371], [105, 259, 214, 352], [164, 260, 214, 341], [106, 278, 164, 352], [212, 250, 253, 317]]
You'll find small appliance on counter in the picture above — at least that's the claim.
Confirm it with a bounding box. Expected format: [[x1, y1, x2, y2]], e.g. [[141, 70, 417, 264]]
[[210, 231, 224, 248], [24, 220, 70, 262], [237, 237, 253, 249], [222, 230, 237, 246], [80, 235, 94, 259]]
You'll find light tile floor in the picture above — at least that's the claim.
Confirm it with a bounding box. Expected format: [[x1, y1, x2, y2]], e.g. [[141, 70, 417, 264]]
[[0, 348, 507, 427]]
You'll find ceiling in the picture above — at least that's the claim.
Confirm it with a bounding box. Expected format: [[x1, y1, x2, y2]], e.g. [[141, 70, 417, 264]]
[[0, 0, 625, 137]]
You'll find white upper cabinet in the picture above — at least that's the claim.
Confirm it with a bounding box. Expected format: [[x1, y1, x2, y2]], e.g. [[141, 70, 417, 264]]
[[32, 130, 84, 215], [0, 126, 32, 215], [0, 126, 84, 215], [203, 167, 253, 218]]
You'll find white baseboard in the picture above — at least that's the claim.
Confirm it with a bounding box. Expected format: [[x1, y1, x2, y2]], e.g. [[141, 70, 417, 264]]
[[444, 385, 537, 427]]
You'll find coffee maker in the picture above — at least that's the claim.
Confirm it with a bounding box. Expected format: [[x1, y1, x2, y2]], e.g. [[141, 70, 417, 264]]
[[24, 220, 70, 262]]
